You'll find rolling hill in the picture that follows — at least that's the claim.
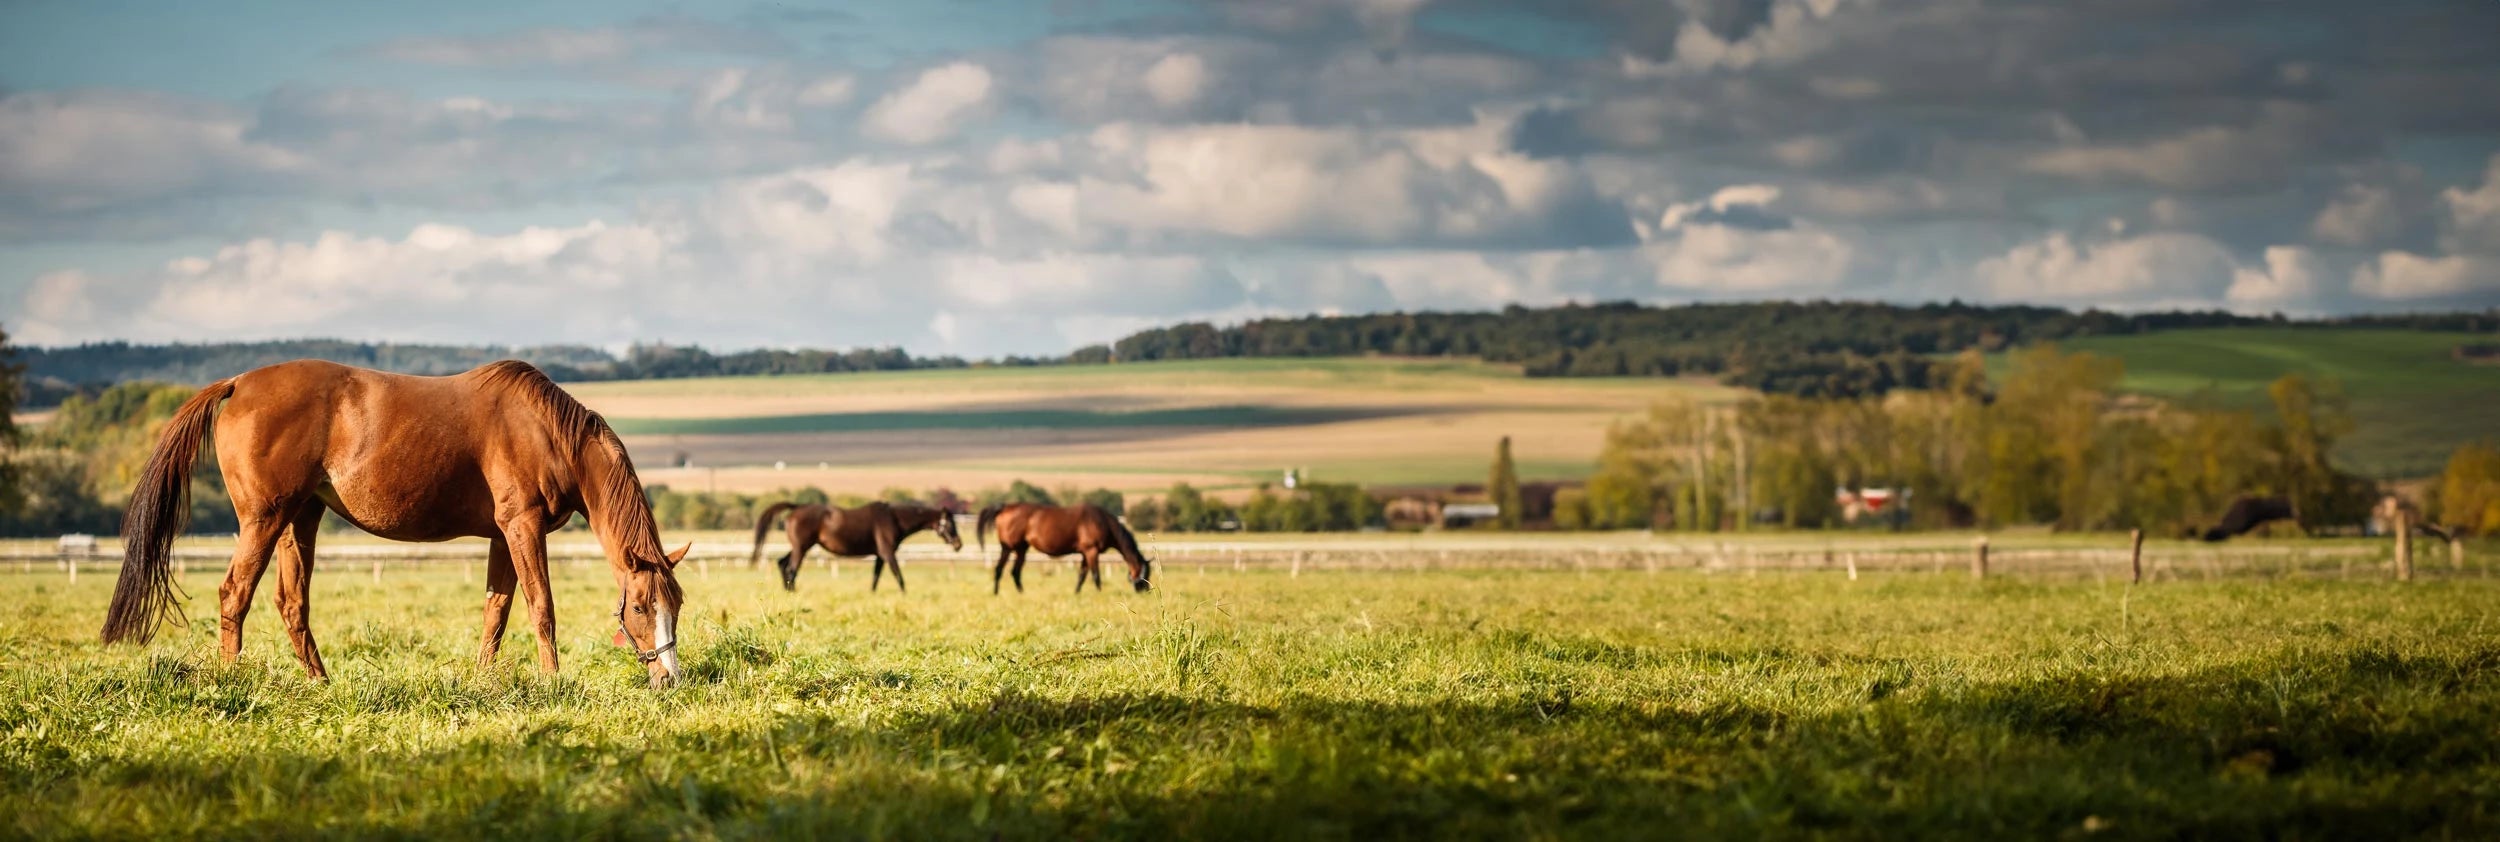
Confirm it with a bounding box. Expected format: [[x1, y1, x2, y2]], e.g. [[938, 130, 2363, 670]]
[[2002, 328, 2499, 478]]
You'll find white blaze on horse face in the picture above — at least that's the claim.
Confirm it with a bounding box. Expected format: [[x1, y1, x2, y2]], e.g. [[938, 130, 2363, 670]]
[[653, 600, 681, 680]]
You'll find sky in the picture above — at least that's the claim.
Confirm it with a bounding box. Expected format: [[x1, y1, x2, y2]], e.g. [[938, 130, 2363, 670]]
[[4, 0, 2499, 358]]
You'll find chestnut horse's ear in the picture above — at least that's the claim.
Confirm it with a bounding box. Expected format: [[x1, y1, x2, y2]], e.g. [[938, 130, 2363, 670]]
[[664, 543, 691, 568]]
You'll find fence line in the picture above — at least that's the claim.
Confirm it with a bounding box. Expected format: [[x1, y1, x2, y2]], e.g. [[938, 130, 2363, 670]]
[[5, 532, 2465, 582]]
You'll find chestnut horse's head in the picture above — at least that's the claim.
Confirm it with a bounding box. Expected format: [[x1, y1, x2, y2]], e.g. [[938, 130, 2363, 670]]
[[613, 543, 690, 688]]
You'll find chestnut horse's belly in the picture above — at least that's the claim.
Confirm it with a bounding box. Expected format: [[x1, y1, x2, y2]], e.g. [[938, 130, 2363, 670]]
[[314, 387, 506, 542]]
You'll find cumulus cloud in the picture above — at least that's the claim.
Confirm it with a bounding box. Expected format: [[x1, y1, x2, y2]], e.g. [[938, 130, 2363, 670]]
[[1005, 118, 1633, 249], [2226, 246, 2327, 306], [862, 62, 995, 145], [2441, 153, 2500, 255], [16, 221, 687, 345], [2351, 252, 2499, 301], [1975, 231, 2243, 304]]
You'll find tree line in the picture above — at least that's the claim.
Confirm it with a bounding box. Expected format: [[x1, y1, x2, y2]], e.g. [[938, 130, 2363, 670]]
[[23, 303, 2498, 407], [1109, 301, 2498, 399], [1552, 346, 2389, 536]]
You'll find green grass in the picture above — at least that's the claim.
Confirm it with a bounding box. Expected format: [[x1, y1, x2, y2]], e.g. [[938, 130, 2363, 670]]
[[4, 553, 2496, 839], [1996, 328, 2500, 477]]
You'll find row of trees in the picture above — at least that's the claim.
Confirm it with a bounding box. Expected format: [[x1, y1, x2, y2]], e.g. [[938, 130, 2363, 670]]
[[1554, 347, 2379, 535], [1107, 301, 2500, 399], [1126, 482, 1383, 533]]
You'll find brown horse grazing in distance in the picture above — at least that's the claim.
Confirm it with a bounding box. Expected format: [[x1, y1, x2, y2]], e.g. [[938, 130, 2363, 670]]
[[976, 503, 1153, 594], [748, 501, 962, 592], [99, 360, 690, 688]]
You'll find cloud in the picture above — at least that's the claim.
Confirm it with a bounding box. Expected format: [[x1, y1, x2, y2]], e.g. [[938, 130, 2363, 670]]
[[997, 118, 1634, 249], [2022, 105, 2351, 194], [1975, 231, 2243, 304], [16, 220, 688, 346], [1143, 53, 1210, 109], [0, 91, 305, 223], [2351, 252, 2499, 301], [862, 62, 995, 145], [361, 17, 789, 68], [2441, 153, 2500, 255], [2226, 246, 2327, 307], [2311, 177, 2417, 249]]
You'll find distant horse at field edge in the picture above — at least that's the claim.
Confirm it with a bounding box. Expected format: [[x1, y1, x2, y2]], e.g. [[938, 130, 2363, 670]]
[[976, 503, 1153, 594], [99, 359, 690, 688], [748, 501, 962, 592]]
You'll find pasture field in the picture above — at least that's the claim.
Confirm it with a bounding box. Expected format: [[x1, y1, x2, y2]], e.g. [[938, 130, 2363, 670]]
[[2, 540, 2495, 839], [568, 357, 1732, 497], [2007, 328, 2500, 478]]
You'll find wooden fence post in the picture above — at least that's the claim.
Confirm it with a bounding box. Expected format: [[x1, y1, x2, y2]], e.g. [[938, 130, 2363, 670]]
[[2449, 537, 2465, 573], [2129, 529, 2144, 585], [1291, 552, 1302, 579], [1845, 552, 1859, 581], [371, 559, 382, 584], [1971, 537, 1989, 580], [2395, 511, 2414, 583]]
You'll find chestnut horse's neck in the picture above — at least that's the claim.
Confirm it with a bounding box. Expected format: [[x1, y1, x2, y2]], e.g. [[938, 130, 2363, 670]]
[[574, 428, 665, 576]]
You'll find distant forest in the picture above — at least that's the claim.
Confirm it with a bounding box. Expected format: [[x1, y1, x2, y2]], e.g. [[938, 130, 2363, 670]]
[[16, 301, 2497, 406]]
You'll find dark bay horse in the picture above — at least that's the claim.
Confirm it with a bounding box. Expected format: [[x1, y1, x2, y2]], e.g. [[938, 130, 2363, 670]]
[[748, 501, 962, 592], [100, 360, 690, 687], [976, 503, 1152, 594]]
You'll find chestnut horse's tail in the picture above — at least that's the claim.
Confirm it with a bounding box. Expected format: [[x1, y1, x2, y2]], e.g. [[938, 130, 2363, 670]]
[[101, 378, 235, 644], [750, 501, 798, 568], [976, 504, 1003, 553]]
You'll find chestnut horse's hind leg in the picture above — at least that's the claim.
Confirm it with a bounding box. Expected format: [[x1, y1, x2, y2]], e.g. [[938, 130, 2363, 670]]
[[500, 521, 561, 674], [1011, 546, 1029, 593], [991, 544, 1012, 595], [216, 509, 291, 665], [477, 538, 517, 668], [1077, 549, 1099, 594], [272, 505, 329, 680]]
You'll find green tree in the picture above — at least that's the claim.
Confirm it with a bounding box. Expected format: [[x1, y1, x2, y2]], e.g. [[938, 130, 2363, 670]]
[[2438, 442, 2500, 535], [1978, 344, 2121, 528], [0, 325, 20, 517], [1490, 435, 1522, 529], [1080, 487, 1126, 516], [2268, 372, 2352, 524]]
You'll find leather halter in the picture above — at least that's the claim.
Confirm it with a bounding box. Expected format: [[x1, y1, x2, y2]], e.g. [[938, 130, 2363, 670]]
[[614, 595, 675, 664]]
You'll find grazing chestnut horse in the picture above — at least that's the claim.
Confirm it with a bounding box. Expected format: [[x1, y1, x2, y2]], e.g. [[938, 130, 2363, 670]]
[[976, 503, 1153, 594], [99, 360, 690, 688], [748, 501, 962, 592]]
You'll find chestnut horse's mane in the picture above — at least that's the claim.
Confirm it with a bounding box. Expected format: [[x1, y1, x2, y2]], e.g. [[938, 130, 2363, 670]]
[[470, 360, 666, 562]]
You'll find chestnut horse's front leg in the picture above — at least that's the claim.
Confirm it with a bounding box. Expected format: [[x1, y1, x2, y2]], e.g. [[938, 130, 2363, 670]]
[[478, 538, 517, 668], [499, 519, 560, 674]]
